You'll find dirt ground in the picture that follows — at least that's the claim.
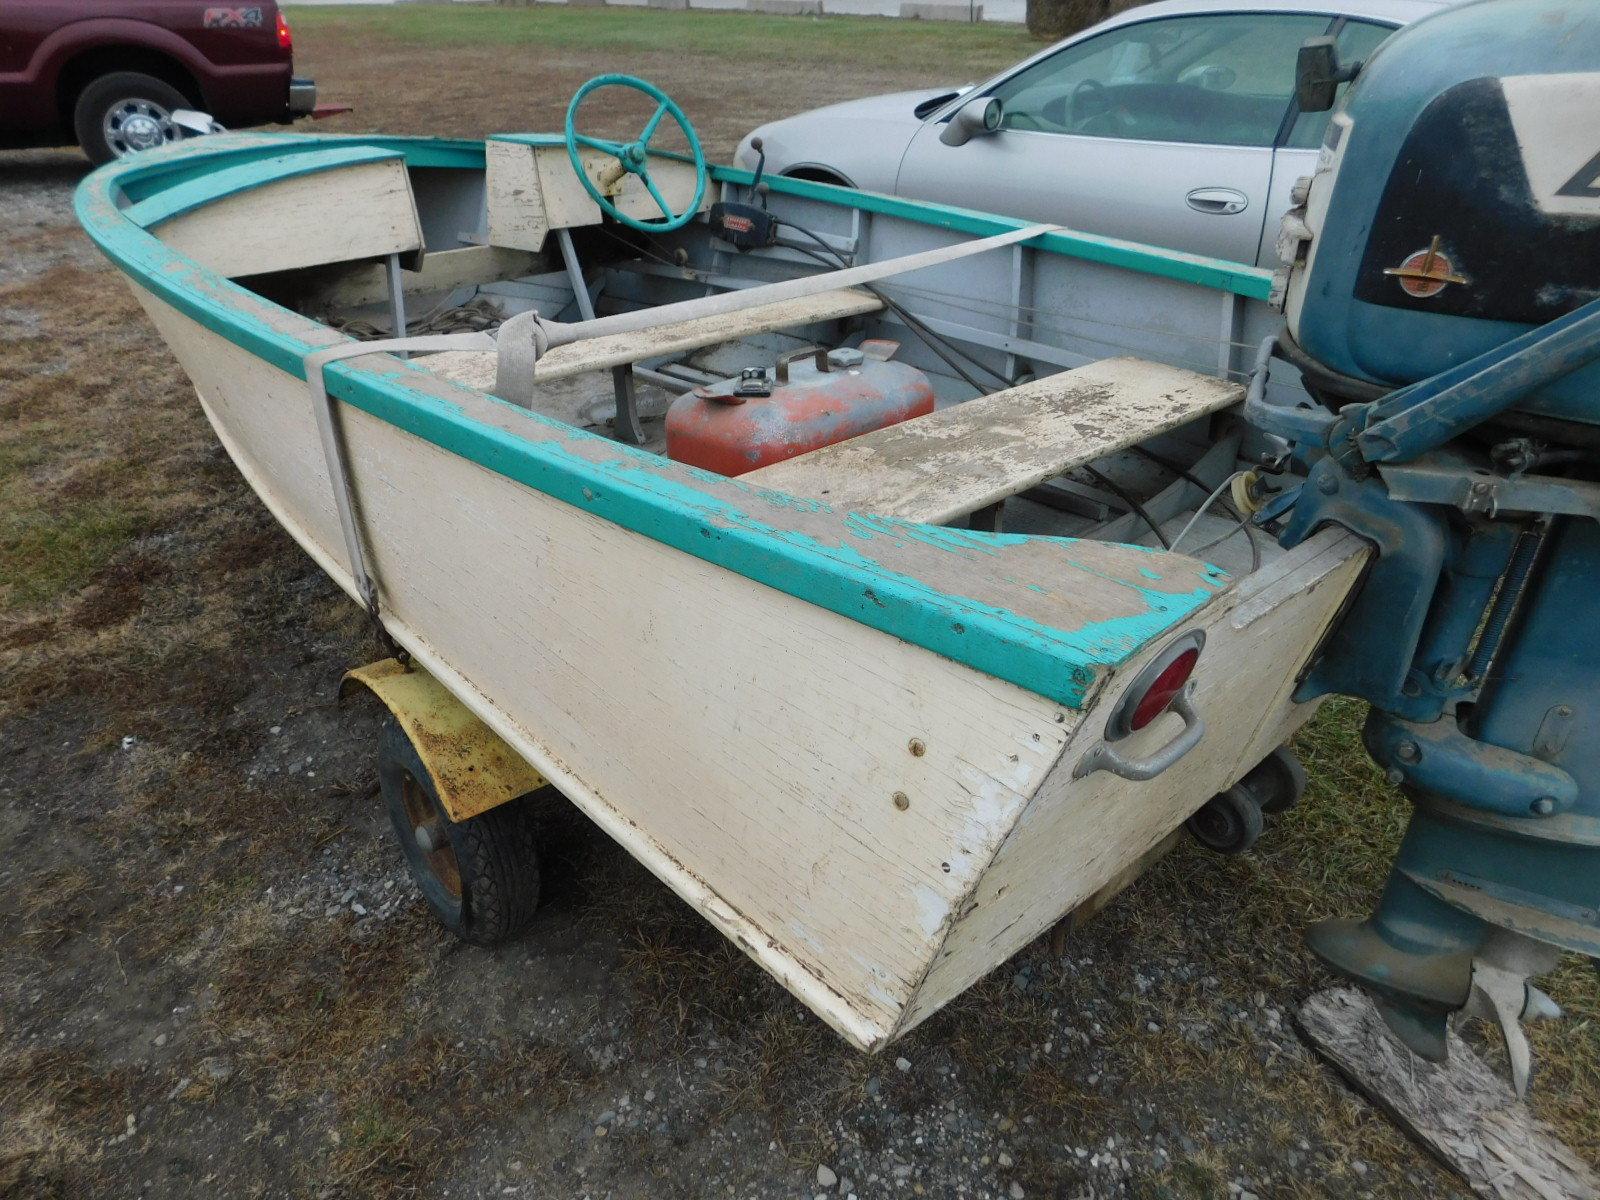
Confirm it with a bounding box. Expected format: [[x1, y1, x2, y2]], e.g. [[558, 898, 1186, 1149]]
[[2, 9, 1596, 1200]]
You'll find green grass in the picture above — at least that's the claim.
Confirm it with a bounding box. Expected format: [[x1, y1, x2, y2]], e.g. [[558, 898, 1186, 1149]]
[[0, 498, 149, 612], [285, 3, 1038, 72], [0, 419, 153, 612]]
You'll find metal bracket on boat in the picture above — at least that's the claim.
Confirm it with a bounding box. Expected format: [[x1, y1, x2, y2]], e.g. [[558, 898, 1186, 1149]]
[[1071, 684, 1206, 781], [303, 331, 499, 651]]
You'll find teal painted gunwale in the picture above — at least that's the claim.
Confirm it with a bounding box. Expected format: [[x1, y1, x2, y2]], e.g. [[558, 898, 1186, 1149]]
[[114, 134, 485, 204], [490, 132, 1274, 300], [715, 166, 1276, 302], [76, 132, 1232, 708]]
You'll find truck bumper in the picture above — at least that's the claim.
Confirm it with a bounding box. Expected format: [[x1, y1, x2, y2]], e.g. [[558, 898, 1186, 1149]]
[[289, 77, 317, 117]]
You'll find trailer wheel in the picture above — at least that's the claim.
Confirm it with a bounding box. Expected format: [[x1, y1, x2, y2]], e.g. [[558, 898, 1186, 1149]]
[[1186, 784, 1264, 855], [1245, 746, 1308, 815], [377, 717, 542, 945]]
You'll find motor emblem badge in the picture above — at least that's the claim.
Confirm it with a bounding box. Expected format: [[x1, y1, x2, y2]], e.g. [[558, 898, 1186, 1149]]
[[1383, 235, 1468, 298]]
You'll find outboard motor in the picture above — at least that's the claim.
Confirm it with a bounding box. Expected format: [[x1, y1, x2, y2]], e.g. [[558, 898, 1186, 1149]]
[[1251, 0, 1600, 1092]]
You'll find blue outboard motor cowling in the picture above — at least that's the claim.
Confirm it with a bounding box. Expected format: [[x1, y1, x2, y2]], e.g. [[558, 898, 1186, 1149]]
[[1255, 0, 1600, 1094]]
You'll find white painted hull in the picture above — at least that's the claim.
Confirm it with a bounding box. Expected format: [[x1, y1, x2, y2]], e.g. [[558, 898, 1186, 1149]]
[[132, 283, 1367, 1048]]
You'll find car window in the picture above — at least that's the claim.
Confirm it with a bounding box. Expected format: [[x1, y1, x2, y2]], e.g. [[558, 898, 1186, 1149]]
[[1284, 20, 1397, 148], [991, 12, 1334, 147]]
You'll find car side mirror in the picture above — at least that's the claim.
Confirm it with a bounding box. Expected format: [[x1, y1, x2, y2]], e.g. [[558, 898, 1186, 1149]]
[[940, 95, 1002, 147], [1295, 36, 1361, 113]]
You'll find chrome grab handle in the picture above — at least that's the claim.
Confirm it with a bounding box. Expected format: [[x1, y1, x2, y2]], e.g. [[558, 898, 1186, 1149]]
[[1071, 684, 1206, 781], [1186, 187, 1249, 215]]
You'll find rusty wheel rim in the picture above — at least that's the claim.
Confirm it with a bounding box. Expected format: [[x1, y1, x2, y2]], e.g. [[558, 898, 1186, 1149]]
[[401, 770, 462, 901]]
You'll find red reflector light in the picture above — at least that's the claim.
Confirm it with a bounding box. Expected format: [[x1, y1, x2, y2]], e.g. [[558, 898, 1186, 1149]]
[[1106, 630, 1205, 742], [1128, 647, 1199, 732], [277, 10, 293, 51]]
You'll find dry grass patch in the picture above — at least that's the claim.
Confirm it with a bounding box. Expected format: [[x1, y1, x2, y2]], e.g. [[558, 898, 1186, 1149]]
[[0, 1048, 139, 1198]]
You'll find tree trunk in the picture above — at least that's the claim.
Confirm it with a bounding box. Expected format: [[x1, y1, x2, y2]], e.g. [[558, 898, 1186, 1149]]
[[1026, 0, 1145, 42]]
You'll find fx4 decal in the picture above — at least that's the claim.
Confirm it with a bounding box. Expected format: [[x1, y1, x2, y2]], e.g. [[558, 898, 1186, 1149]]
[[203, 7, 264, 29]]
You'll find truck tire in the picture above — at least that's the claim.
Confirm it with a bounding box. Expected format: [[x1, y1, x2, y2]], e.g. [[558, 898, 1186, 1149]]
[[73, 72, 190, 164]]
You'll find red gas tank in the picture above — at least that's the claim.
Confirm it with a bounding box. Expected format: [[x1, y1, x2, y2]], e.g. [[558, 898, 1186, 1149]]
[[665, 341, 935, 477]]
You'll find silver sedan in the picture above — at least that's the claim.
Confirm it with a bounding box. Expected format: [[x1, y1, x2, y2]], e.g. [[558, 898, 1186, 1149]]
[[739, 0, 1456, 265]]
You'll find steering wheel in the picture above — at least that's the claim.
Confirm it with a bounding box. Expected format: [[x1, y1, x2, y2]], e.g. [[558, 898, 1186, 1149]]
[[1069, 78, 1133, 136], [564, 74, 708, 233], [1069, 79, 1112, 128]]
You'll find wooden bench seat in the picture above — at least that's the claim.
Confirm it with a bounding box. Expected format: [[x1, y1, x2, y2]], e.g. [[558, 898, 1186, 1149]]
[[422, 286, 883, 393], [132, 146, 425, 280], [744, 357, 1243, 525]]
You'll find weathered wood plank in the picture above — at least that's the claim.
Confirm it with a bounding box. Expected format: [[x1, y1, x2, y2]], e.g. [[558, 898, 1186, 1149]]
[[486, 139, 551, 252], [1299, 987, 1600, 1200], [156, 158, 423, 279], [486, 138, 707, 250], [745, 358, 1243, 524], [420, 286, 884, 391], [534, 287, 883, 380]]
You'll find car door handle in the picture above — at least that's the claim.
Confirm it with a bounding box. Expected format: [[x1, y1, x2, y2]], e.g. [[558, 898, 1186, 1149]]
[[1186, 187, 1249, 215]]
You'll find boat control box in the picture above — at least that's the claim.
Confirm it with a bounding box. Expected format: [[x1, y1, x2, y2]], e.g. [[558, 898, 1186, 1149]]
[[665, 339, 935, 476]]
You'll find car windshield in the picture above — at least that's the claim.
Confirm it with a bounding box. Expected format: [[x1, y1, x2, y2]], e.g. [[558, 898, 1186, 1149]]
[[990, 12, 1334, 146]]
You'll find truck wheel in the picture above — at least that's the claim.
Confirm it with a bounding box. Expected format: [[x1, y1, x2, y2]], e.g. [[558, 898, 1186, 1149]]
[[377, 717, 542, 945], [73, 72, 190, 164], [1186, 784, 1264, 855], [1245, 745, 1308, 815]]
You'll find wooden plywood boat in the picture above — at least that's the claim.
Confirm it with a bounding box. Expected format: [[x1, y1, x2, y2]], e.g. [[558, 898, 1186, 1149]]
[[77, 93, 1368, 1051]]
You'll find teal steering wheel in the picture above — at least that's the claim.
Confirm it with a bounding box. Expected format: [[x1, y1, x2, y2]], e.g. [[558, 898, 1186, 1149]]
[[564, 74, 708, 233]]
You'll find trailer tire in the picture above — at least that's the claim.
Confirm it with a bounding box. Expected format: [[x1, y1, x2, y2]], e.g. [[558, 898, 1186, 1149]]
[[1246, 746, 1308, 815], [378, 717, 542, 945], [1185, 784, 1264, 855], [73, 72, 190, 164]]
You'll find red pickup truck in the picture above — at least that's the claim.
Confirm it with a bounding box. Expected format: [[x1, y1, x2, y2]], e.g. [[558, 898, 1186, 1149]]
[[0, 1, 317, 163]]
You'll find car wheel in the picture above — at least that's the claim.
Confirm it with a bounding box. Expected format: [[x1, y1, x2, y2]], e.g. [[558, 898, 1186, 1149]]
[[73, 72, 190, 164]]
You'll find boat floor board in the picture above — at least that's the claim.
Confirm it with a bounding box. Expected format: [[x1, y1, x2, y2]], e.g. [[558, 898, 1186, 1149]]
[[745, 358, 1244, 526], [419, 287, 883, 392]]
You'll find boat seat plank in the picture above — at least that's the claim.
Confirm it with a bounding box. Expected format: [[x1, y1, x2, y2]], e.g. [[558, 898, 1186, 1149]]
[[123, 145, 402, 230], [145, 154, 425, 281], [534, 287, 884, 381], [745, 358, 1243, 525], [421, 286, 884, 392]]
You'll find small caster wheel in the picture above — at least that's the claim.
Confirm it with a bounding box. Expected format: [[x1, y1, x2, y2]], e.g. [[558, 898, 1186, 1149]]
[[1186, 783, 1264, 855], [1244, 745, 1307, 815], [377, 717, 542, 945]]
